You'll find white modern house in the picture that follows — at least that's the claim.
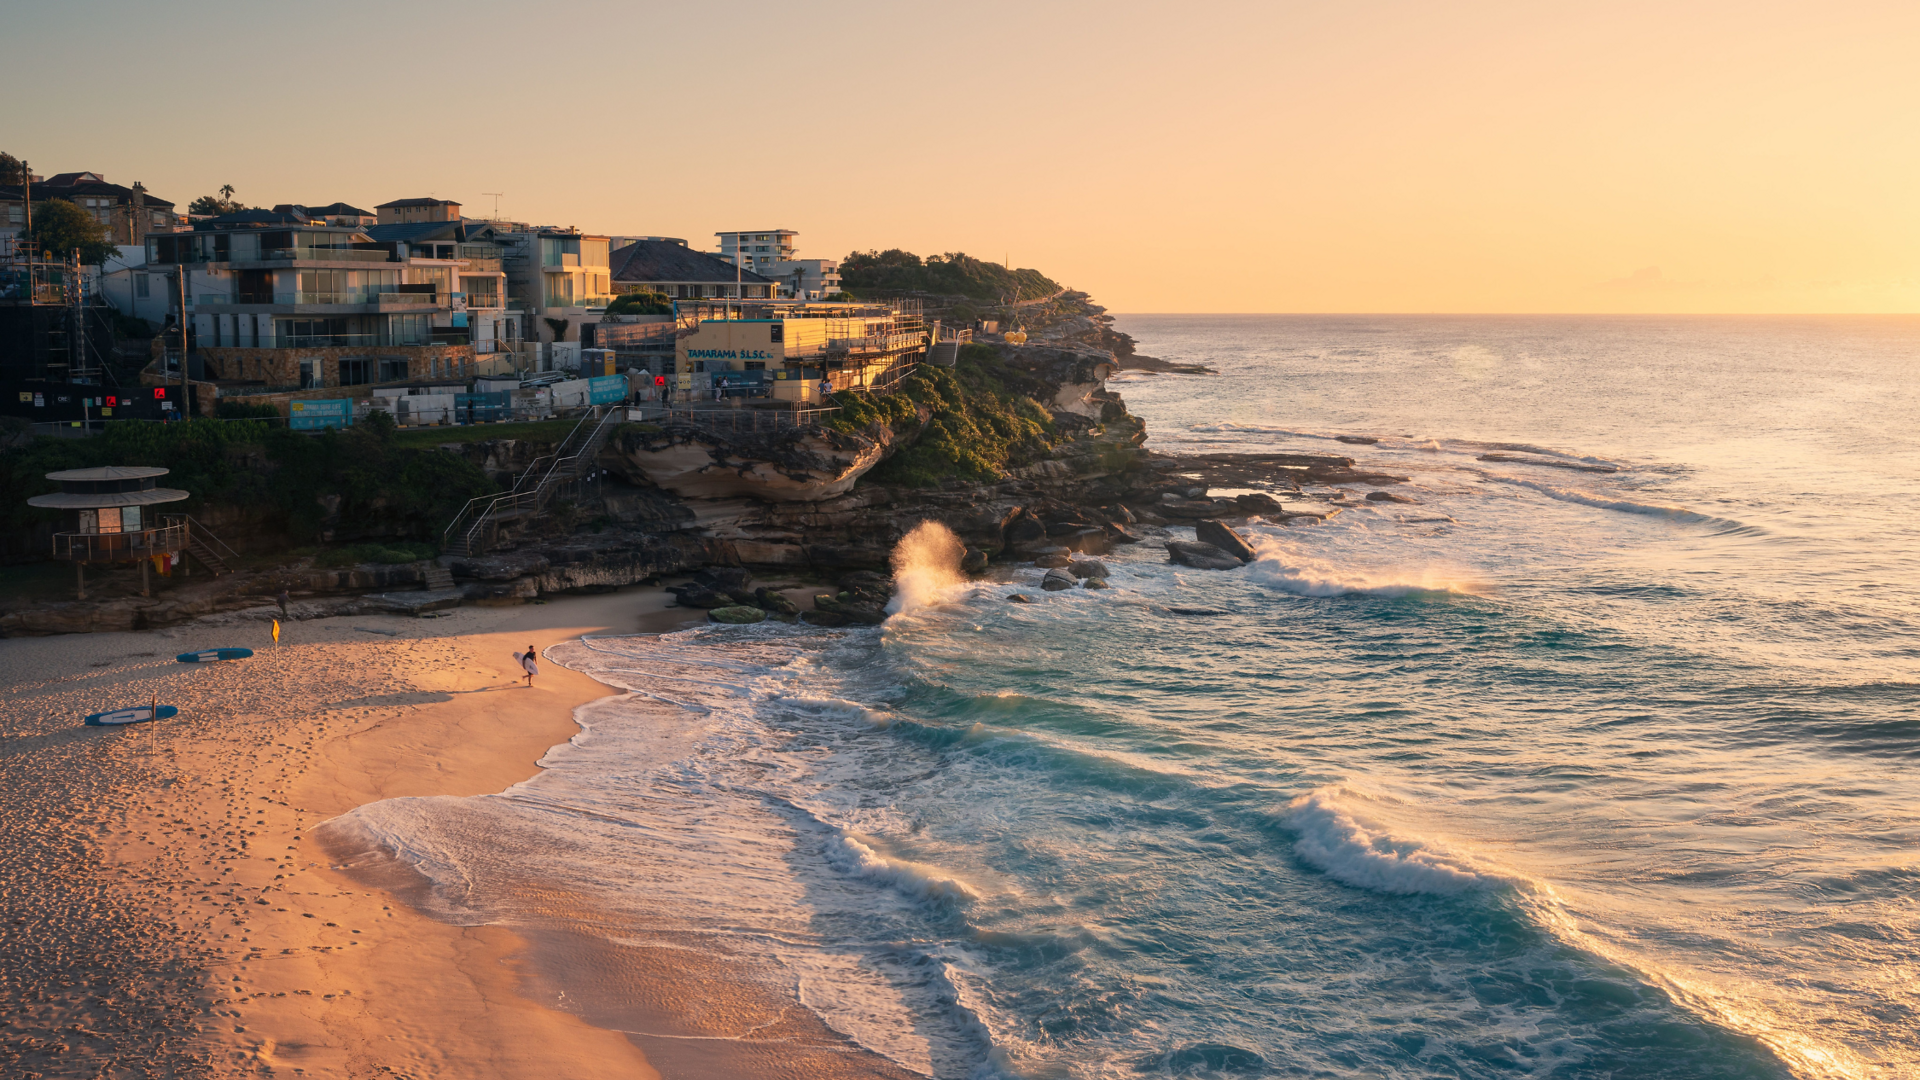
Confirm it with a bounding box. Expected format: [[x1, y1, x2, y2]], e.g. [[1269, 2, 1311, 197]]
[[715, 229, 797, 275], [760, 258, 842, 300]]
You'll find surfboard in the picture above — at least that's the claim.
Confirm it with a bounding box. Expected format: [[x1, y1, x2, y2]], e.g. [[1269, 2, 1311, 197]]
[[517, 650, 538, 676], [85, 705, 178, 727], [175, 648, 254, 663]]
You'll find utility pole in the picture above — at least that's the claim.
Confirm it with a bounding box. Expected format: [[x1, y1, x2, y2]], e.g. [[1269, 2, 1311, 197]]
[[177, 263, 189, 412], [21, 160, 29, 245]]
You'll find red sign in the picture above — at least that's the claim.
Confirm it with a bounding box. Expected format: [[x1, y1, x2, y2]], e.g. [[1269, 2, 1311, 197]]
[[105, 396, 117, 407], [655, 376, 666, 386], [154, 387, 167, 399]]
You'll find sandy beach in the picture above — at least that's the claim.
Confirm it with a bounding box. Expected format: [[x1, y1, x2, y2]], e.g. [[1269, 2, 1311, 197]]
[[0, 589, 699, 1079]]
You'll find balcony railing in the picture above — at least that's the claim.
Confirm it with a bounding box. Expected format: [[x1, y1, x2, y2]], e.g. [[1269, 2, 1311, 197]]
[[543, 295, 615, 310], [53, 523, 187, 562], [272, 333, 443, 348], [258, 247, 394, 263], [192, 290, 440, 306]]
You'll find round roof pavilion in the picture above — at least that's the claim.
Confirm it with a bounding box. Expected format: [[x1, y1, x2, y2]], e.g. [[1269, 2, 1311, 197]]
[[27, 466, 191, 510]]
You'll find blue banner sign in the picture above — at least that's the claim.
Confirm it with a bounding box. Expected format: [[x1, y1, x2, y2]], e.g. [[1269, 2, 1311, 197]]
[[288, 399, 352, 430], [588, 375, 628, 405]]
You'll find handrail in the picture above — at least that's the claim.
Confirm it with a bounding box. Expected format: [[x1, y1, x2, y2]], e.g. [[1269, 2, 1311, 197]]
[[446, 406, 620, 555], [166, 513, 240, 560], [440, 407, 598, 550]]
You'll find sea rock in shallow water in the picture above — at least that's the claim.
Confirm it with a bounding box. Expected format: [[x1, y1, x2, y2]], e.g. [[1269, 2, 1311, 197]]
[[961, 547, 990, 575], [1069, 559, 1109, 579], [1006, 593, 1035, 604], [1105, 523, 1144, 544], [1194, 520, 1258, 562], [802, 609, 852, 627], [1167, 540, 1245, 571], [813, 593, 887, 625], [708, 605, 766, 624], [1235, 492, 1286, 515], [754, 587, 800, 616], [1083, 577, 1112, 590], [675, 585, 731, 609], [1366, 490, 1418, 504], [1034, 553, 1072, 569], [1041, 568, 1077, 591]]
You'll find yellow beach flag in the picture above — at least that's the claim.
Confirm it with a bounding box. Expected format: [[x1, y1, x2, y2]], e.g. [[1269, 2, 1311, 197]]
[[272, 619, 281, 645]]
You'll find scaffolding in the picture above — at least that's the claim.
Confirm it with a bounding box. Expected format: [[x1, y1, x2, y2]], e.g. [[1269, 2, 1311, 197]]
[[0, 237, 115, 385]]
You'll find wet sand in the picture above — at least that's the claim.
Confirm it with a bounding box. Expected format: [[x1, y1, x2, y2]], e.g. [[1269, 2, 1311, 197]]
[[0, 589, 694, 1078]]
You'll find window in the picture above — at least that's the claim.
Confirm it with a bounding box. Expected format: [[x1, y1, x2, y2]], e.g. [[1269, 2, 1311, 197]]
[[152, 211, 168, 228], [379, 357, 409, 382], [97, 507, 123, 534], [338, 358, 371, 385], [135, 274, 150, 298], [7, 204, 20, 224], [123, 506, 142, 532]]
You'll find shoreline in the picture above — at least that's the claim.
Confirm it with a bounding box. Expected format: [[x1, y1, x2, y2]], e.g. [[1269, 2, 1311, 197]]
[[0, 589, 696, 1078]]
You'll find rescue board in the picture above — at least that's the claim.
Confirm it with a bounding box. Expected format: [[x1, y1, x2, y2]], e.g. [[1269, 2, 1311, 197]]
[[85, 705, 178, 727], [176, 648, 254, 663]]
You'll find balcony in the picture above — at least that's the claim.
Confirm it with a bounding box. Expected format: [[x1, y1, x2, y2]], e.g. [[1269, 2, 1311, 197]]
[[53, 522, 187, 562], [257, 246, 394, 263], [543, 295, 615, 310], [193, 290, 439, 307]]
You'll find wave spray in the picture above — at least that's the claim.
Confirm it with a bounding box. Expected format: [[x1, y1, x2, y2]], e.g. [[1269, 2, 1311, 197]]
[[888, 521, 968, 615]]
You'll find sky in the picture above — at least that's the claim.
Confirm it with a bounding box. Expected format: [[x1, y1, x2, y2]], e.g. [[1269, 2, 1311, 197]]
[[8, 0, 1918, 313]]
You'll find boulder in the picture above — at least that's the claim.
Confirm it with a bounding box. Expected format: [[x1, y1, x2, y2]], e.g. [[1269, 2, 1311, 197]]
[[1040, 568, 1077, 591], [1003, 509, 1047, 547], [1159, 499, 1227, 519], [675, 584, 731, 609], [961, 547, 990, 575], [1045, 520, 1096, 537], [802, 609, 852, 627], [709, 605, 767, 624], [754, 587, 800, 616], [1054, 528, 1111, 554], [1105, 523, 1144, 544], [1185, 487, 1207, 499], [703, 566, 754, 591], [1366, 491, 1418, 504], [1166, 540, 1245, 571], [1034, 553, 1072, 569], [813, 593, 888, 625], [1234, 492, 1286, 515], [1006, 593, 1035, 604], [1082, 577, 1112, 590], [1194, 520, 1258, 562], [725, 587, 760, 606], [1103, 504, 1138, 525], [1068, 559, 1109, 579]]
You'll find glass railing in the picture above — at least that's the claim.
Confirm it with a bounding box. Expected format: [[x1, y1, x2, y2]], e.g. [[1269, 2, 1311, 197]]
[[192, 290, 440, 306], [258, 247, 394, 263]]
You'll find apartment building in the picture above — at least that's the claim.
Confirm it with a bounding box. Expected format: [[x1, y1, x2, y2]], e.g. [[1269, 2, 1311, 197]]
[[0, 172, 180, 244], [715, 229, 797, 275], [142, 207, 475, 390], [760, 258, 842, 300]]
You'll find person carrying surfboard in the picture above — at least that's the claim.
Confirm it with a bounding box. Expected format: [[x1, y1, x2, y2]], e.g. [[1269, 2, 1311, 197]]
[[519, 646, 538, 687]]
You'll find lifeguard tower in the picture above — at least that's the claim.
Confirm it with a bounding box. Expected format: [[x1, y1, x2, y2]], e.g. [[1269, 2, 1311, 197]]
[[27, 467, 231, 599]]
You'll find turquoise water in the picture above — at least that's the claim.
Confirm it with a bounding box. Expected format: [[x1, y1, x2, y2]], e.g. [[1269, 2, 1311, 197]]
[[339, 316, 1920, 1078]]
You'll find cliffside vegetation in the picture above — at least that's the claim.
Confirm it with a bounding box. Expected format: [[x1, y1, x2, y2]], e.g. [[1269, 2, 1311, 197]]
[[839, 250, 1059, 302], [606, 291, 671, 316], [825, 344, 1059, 487], [0, 412, 493, 553]]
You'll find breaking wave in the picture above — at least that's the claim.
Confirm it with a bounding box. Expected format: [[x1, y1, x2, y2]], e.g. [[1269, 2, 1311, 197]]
[[1244, 540, 1477, 598], [1282, 786, 1525, 895], [826, 832, 983, 906]]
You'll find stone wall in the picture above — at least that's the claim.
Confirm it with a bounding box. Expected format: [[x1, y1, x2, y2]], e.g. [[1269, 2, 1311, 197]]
[[197, 343, 477, 390]]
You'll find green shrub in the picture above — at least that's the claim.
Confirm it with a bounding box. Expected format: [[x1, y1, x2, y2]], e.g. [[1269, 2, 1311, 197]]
[[838, 250, 1059, 301], [824, 346, 1058, 488], [309, 541, 438, 567], [606, 291, 671, 316], [215, 400, 283, 420]]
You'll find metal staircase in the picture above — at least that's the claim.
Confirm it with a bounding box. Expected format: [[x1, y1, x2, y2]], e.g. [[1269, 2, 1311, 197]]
[[163, 514, 238, 575], [441, 407, 623, 557]]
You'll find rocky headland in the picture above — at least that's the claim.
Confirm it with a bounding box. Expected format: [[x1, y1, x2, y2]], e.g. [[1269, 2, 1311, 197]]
[[0, 288, 1407, 635]]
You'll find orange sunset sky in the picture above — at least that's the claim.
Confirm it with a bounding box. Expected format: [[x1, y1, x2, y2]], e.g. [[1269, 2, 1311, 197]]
[[9, 0, 1918, 313]]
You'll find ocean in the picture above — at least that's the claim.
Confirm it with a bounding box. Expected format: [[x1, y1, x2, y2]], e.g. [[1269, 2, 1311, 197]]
[[329, 315, 1920, 1079]]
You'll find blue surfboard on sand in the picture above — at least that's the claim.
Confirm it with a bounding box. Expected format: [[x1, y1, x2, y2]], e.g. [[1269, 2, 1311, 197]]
[[175, 648, 253, 663], [85, 705, 178, 727]]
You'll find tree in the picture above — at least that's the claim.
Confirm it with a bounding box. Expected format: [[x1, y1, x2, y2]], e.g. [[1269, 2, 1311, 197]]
[[30, 199, 116, 264], [604, 291, 670, 316], [188, 185, 246, 216], [0, 152, 24, 185], [543, 317, 570, 341]]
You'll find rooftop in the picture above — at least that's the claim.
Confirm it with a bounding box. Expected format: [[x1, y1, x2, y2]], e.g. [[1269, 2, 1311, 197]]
[[376, 197, 462, 209], [613, 240, 775, 285]]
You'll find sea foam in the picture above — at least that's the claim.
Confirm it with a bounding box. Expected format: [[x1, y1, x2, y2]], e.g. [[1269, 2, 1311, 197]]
[[1282, 786, 1521, 895]]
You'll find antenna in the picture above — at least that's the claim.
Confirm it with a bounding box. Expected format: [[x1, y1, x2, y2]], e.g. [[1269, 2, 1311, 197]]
[[482, 193, 504, 220]]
